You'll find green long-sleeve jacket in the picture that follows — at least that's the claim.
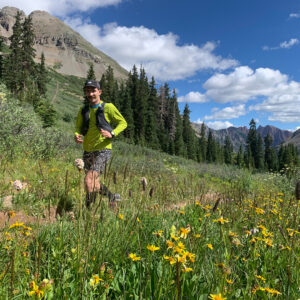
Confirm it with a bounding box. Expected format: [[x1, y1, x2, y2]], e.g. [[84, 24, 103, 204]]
[[75, 101, 127, 152]]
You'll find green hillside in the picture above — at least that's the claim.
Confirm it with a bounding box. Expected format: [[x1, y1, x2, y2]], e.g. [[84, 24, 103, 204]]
[[45, 68, 85, 133]]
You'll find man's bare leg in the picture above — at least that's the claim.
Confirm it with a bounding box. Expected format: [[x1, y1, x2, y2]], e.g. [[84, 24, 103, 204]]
[[85, 170, 100, 208]]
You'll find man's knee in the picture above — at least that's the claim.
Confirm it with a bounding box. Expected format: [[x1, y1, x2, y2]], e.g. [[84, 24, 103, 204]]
[[85, 170, 100, 192]]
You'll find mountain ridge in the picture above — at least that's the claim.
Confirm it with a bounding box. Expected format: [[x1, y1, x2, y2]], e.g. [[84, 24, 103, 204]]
[[0, 6, 128, 80], [192, 123, 293, 151]]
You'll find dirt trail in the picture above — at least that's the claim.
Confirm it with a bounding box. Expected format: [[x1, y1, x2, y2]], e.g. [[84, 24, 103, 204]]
[[0, 207, 57, 229]]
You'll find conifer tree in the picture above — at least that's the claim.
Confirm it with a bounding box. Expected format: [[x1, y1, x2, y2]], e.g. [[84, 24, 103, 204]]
[[4, 11, 23, 93], [87, 63, 96, 80], [206, 130, 216, 163], [144, 77, 159, 149], [21, 16, 36, 92], [37, 52, 48, 96], [246, 119, 258, 169], [236, 145, 244, 167], [256, 133, 264, 170], [264, 133, 278, 171], [198, 123, 207, 162], [120, 83, 135, 141], [182, 104, 196, 160], [224, 135, 233, 164]]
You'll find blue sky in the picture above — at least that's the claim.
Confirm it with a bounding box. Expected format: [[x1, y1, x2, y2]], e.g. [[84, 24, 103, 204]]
[[2, 0, 300, 130]]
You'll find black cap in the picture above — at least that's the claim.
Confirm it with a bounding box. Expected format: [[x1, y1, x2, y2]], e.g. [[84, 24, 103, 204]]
[[84, 80, 101, 90]]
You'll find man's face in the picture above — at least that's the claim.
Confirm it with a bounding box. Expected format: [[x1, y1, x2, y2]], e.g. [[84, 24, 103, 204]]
[[84, 87, 102, 105]]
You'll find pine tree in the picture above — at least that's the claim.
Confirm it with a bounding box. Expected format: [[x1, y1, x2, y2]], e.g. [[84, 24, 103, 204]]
[[224, 135, 233, 164], [198, 123, 207, 162], [246, 119, 258, 169], [264, 133, 278, 171], [144, 77, 159, 149], [256, 133, 264, 170], [120, 83, 135, 141], [4, 11, 23, 93], [182, 104, 196, 160], [21, 16, 36, 92], [37, 52, 48, 96], [206, 130, 216, 163], [236, 145, 244, 167], [87, 63, 96, 80]]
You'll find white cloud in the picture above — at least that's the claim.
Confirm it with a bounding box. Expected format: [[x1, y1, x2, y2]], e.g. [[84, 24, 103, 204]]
[[194, 118, 203, 124], [178, 91, 208, 103], [289, 13, 300, 18], [263, 38, 299, 50], [203, 65, 300, 123], [0, 0, 122, 17], [204, 104, 246, 120], [206, 121, 233, 130], [64, 18, 238, 81], [280, 38, 299, 48], [204, 66, 289, 103]]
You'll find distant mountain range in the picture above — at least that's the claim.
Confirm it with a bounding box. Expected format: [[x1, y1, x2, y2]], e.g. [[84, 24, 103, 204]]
[[192, 123, 295, 151], [0, 6, 128, 80]]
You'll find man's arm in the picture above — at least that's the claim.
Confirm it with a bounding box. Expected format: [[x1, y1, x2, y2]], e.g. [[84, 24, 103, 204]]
[[75, 109, 84, 143], [106, 104, 127, 137]]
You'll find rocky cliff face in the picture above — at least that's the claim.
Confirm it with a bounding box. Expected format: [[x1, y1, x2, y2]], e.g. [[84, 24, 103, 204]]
[[0, 6, 128, 80]]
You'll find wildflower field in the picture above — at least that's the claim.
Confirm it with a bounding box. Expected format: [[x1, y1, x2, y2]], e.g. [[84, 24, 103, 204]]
[[0, 142, 299, 299]]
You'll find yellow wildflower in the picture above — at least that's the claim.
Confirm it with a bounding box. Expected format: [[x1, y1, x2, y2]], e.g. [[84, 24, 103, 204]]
[[179, 227, 190, 239], [136, 217, 141, 223], [128, 253, 141, 261], [166, 240, 175, 249], [118, 214, 124, 220], [163, 255, 176, 265], [146, 245, 160, 252], [209, 293, 227, 300], [213, 217, 229, 224], [171, 234, 180, 241], [193, 234, 201, 238], [207, 244, 213, 250], [182, 267, 193, 272], [226, 278, 233, 284], [255, 275, 266, 282], [90, 274, 103, 287], [8, 211, 15, 218], [9, 221, 25, 229], [255, 207, 265, 215], [152, 230, 163, 237]]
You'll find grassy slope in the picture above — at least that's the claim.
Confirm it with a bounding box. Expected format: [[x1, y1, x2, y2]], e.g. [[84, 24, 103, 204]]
[[46, 68, 85, 132]]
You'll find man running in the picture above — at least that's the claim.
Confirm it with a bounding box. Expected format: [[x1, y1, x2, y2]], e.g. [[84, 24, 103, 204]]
[[75, 80, 127, 208]]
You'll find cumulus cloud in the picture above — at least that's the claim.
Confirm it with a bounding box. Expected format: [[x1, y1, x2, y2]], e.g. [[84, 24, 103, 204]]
[[203, 66, 300, 123], [0, 0, 122, 17], [204, 104, 246, 120], [178, 91, 208, 103], [64, 18, 238, 81], [206, 121, 233, 130], [263, 38, 299, 50], [204, 66, 289, 103]]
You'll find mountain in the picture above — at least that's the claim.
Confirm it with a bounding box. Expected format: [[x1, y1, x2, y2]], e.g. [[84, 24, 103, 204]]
[[0, 6, 128, 80], [192, 123, 293, 151], [283, 129, 300, 149]]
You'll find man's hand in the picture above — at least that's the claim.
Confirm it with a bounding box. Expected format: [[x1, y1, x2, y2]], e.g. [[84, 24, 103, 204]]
[[100, 129, 113, 138], [75, 134, 83, 144]]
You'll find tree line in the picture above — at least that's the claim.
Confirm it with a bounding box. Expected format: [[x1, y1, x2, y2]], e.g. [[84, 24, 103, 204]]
[[89, 64, 299, 173], [0, 11, 55, 127]]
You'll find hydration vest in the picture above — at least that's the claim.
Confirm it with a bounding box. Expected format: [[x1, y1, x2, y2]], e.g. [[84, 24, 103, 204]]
[[81, 102, 113, 136]]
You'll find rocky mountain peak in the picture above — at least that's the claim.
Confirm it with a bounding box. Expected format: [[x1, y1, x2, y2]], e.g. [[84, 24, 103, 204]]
[[0, 6, 127, 80]]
